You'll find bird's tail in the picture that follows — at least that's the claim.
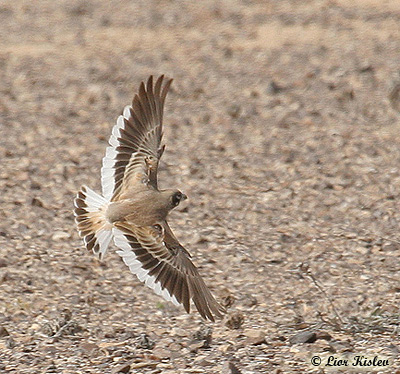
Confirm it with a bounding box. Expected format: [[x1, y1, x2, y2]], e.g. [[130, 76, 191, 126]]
[[73, 186, 113, 260]]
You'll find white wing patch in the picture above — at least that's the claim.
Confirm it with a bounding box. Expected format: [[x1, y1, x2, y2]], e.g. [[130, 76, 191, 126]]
[[123, 105, 132, 120], [80, 185, 108, 208], [95, 228, 114, 259], [101, 105, 134, 201], [101, 115, 125, 200], [112, 227, 180, 306], [101, 105, 150, 200]]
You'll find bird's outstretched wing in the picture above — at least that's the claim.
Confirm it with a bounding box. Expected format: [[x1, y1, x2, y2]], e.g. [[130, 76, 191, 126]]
[[101, 75, 173, 201], [112, 221, 226, 321]]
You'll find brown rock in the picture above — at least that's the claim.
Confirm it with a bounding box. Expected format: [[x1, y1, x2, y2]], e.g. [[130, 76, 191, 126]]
[[193, 356, 213, 367], [111, 362, 131, 374], [289, 331, 317, 344], [242, 295, 257, 307], [169, 342, 182, 351], [152, 347, 170, 359], [80, 342, 98, 354], [130, 362, 158, 369], [170, 327, 187, 337], [52, 231, 70, 241], [190, 326, 212, 348], [188, 340, 205, 353], [316, 331, 333, 341], [222, 361, 242, 374], [0, 327, 9, 337], [243, 329, 266, 345], [329, 340, 354, 353], [31, 197, 44, 208]]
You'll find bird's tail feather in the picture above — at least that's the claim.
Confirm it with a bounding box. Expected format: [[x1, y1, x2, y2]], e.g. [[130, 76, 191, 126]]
[[74, 186, 113, 259]]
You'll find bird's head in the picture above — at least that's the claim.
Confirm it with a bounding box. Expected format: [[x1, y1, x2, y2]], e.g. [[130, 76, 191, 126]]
[[169, 190, 187, 209], [160, 189, 188, 212], [170, 190, 187, 208]]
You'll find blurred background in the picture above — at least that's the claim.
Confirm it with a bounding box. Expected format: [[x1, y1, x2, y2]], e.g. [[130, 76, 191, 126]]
[[1, 0, 400, 373]]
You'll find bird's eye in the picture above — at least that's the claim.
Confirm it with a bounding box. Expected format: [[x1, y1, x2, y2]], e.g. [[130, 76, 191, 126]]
[[172, 192, 182, 206]]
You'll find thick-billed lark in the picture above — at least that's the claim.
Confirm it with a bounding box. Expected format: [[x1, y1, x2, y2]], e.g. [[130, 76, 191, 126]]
[[74, 76, 225, 321]]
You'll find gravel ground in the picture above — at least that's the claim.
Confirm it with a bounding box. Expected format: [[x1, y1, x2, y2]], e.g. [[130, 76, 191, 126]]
[[1, 0, 400, 373]]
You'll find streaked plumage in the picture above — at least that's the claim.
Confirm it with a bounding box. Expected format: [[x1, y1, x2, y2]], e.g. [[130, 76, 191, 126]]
[[74, 76, 225, 321]]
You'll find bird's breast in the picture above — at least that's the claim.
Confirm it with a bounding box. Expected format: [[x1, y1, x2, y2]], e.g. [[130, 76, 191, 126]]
[[106, 194, 168, 226]]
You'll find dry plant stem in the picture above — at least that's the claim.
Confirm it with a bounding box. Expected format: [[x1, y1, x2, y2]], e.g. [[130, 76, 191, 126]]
[[300, 263, 345, 326], [52, 321, 77, 339]]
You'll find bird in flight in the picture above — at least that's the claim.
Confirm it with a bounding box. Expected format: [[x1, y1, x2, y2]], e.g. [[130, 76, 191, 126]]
[[74, 76, 225, 321]]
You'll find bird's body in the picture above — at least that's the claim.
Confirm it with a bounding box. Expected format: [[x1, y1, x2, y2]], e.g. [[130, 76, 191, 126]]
[[74, 76, 225, 321], [106, 189, 180, 225]]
